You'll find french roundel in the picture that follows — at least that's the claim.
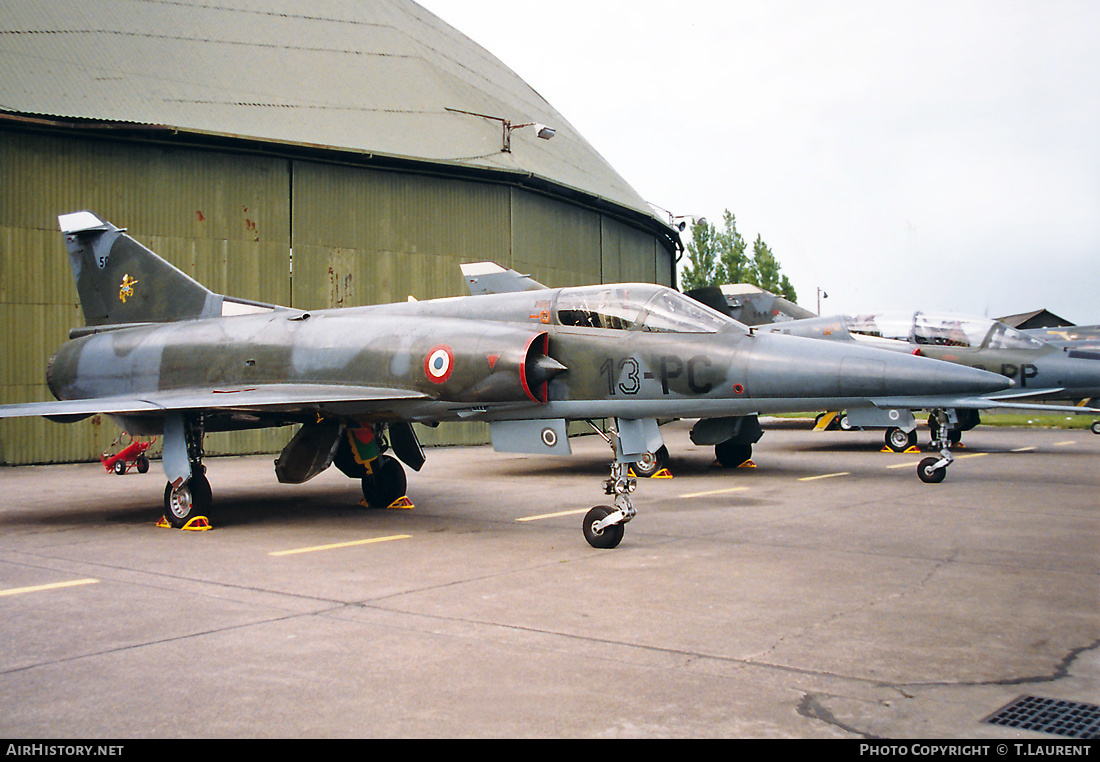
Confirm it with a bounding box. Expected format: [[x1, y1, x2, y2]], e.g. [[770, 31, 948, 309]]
[[424, 345, 454, 383]]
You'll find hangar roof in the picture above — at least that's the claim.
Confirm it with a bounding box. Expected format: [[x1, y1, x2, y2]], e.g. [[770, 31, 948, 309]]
[[0, 0, 672, 239]]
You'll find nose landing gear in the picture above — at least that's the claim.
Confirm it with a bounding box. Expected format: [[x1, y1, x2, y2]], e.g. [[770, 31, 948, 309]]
[[580, 419, 651, 548], [917, 409, 956, 484]]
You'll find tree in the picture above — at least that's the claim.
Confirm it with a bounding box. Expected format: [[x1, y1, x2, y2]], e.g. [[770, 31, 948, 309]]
[[715, 210, 753, 286], [679, 209, 797, 303], [679, 217, 718, 292]]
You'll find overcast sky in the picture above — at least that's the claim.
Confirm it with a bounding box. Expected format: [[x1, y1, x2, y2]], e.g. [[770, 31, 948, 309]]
[[418, 0, 1100, 324]]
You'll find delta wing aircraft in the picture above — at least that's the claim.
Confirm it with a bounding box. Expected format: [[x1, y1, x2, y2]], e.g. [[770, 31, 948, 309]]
[[1024, 325, 1100, 352], [757, 311, 1100, 449], [461, 263, 1026, 486], [0, 213, 1012, 547]]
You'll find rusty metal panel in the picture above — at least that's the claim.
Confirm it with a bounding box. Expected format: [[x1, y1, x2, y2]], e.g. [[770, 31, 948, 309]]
[[0, 129, 292, 464], [0, 129, 673, 464], [291, 161, 512, 309]]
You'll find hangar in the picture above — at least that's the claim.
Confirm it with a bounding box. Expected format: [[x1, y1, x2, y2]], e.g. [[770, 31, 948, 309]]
[[0, 0, 680, 464]]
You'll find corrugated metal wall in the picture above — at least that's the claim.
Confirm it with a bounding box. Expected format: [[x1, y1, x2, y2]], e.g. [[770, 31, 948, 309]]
[[0, 129, 293, 464], [0, 128, 673, 464]]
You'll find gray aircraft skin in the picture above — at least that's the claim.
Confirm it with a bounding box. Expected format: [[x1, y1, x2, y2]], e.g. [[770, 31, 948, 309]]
[[754, 310, 1100, 447], [684, 283, 816, 326], [0, 213, 1013, 547], [1024, 325, 1100, 352]]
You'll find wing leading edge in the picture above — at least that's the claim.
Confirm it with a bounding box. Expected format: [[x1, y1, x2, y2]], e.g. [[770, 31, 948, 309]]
[[0, 384, 433, 421]]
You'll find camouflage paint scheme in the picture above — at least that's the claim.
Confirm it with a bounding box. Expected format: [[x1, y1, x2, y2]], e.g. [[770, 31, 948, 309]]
[[0, 213, 1014, 546]]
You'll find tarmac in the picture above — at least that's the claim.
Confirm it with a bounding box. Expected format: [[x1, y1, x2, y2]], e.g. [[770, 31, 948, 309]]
[[0, 418, 1097, 739]]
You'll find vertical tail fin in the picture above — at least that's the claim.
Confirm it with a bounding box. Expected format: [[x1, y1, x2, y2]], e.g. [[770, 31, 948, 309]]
[[59, 211, 217, 327]]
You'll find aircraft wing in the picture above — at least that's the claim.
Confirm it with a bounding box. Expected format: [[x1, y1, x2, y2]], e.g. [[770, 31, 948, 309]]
[[0, 384, 433, 420], [460, 262, 548, 295], [868, 394, 1100, 415], [963, 398, 1100, 415]]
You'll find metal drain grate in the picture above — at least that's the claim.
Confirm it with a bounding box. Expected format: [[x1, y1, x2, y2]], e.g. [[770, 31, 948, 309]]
[[985, 695, 1100, 738]]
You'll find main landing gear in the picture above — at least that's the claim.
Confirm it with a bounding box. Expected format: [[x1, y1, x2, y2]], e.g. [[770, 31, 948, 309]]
[[331, 424, 416, 509], [162, 414, 212, 528], [884, 426, 918, 453], [629, 445, 670, 478]]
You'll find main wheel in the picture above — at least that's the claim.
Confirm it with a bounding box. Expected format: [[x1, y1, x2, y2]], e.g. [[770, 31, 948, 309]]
[[360, 455, 407, 508], [1091, 421, 1100, 435], [582, 505, 624, 549], [163, 471, 212, 528], [715, 439, 752, 468], [885, 427, 917, 453], [917, 457, 947, 484], [928, 417, 962, 446], [631, 445, 669, 478]]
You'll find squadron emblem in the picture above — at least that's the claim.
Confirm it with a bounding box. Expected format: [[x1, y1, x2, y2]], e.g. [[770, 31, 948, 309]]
[[119, 274, 139, 303]]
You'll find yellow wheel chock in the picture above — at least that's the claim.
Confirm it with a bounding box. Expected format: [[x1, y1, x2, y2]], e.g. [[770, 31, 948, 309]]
[[157, 515, 212, 530]]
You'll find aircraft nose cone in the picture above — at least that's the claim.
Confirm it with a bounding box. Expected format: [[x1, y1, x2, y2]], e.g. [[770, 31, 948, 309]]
[[924, 359, 1013, 395], [870, 350, 1014, 398], [744, 333, 1014, 401]]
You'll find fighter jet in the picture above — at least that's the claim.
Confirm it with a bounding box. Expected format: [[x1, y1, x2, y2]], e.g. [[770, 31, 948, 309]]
[[757, 311, 1100, 448], [0, 213, 1012, 547], [683, 283, 816, 326], [463, 264, 1028, 485], [1023, 324, 1100, 352]]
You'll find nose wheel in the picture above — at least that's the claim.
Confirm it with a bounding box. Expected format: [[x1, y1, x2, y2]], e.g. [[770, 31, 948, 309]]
[[583, 505, 626, 549]]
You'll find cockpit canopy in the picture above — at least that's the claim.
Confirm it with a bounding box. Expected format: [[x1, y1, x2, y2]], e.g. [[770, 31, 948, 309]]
[[847, 312, 1046, 350], [555, 284, 737, 333]]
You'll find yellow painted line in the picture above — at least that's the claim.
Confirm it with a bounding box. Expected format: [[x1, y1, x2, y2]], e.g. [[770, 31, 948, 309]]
[[1055, 441, 1076, 447], [516, 508, 588, 522], [958, 452, 988, 459], [799, 472, 849, 482], [0, 579, 98, 597], [270, 534, 410, 556], [887, 460, 922, 469], [1012, 446, 1037, 452], [679, 486, 749, 499]]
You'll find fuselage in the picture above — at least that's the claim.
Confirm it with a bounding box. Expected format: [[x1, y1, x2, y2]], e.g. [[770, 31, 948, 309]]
[[46, 284, 1013, 427], [763, 312, 1100, 402]]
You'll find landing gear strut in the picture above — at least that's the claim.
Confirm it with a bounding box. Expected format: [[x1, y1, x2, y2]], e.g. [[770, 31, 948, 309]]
[[163, 414, 212, 527], [582, 420, 640, 549], [917, 408, 956, 484]]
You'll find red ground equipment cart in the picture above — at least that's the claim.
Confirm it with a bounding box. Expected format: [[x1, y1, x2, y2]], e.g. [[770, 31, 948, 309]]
[[101, 434, 156, 475]]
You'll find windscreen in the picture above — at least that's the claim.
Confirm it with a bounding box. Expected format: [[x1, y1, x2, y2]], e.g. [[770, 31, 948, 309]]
[[555, 284, 736, 333], [639, 289, 734, 333]]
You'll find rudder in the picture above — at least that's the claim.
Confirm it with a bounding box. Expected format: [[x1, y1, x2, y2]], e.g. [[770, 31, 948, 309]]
[[59, 211, 217, 327]]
